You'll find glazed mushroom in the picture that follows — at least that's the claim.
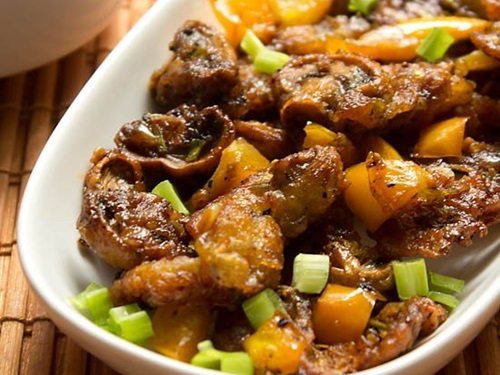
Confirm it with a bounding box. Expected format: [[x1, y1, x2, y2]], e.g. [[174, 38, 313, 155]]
[[115, 104, 236, 178]]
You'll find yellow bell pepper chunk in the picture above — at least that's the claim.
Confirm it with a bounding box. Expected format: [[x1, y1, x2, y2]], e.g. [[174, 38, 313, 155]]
[[344, 162, 391, 232], [303, 123, 337, 148], [208, 137, 269, 198], [366, 155, 433, 213], [244, 312, 307, 374], [269, 0, 333, 26], [148, 305, 214, 362], [312, 284, 375, 345], [303, 123, 359, 166], [414, 117, 468, 158], [363, 136, 403, 160], [210, 0, 279, 45]]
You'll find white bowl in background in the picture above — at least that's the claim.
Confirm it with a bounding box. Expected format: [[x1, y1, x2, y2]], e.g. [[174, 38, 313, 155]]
[[0, 0, 121, 78], [17, 0, 500, 374]]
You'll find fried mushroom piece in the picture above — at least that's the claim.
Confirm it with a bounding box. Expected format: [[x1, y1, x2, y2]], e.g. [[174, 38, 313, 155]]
[[316, 206, 394, 291], [471, 23, 500, 59], [222, 61, 277, 121], [78, 189, 192, 270], [274, 54, 473, 144], [271, 15, 370, 55], [78, 149, 191, 269], [151, 20, 238, 109], [299, 297, 448, 374], [111, 147, 343, 307], [82, 148, 146, 192], [375, 148, 500, 259], [115, 105, 235, 178], [188, 146, 343, 295], [370, 0, 444, 25], [234, 120, 294, 160]]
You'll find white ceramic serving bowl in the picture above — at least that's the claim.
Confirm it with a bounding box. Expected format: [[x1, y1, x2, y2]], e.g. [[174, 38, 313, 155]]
[[0, 0, 121, 78], [17, 0, 500, 374]]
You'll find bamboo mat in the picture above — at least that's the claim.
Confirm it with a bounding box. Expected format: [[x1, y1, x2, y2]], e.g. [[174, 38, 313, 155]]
[[0, 0, 498, 374]]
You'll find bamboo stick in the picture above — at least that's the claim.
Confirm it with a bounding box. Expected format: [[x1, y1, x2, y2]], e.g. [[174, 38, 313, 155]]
[[60, 338, 88, 375], [0, 322, 24, 375], [475, 321, 500, 375]]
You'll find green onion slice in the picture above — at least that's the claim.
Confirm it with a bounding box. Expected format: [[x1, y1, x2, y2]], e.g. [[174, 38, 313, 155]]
[[220, 352, 254, 375], [292, 253, 330, 294], [417, 28, 455, 62], [191, 348, 222, 370], [108, 304, 154, 344], [254, 49, 290, 75], [69, 283, 113, 326], [429, 272, 464, 295], [392, 258, 429, 300], [348, 0, 378, 16], [428, 291, 460, 310], [152, 180, 189, 214], [197, 339, 214, 352], [185, 139, 206, 162], [240, 29, 265, 60], [242, 288, 285, 329]]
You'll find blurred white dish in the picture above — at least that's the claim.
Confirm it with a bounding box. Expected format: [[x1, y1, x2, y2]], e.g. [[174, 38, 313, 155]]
[[0, 0, 121, 77], [17, 0, 500, 374]]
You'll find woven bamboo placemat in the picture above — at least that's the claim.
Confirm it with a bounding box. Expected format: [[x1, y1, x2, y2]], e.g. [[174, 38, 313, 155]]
[[0, 0, 498, 374]]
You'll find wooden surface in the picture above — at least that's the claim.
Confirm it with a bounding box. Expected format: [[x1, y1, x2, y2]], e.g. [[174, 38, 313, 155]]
[[0, 0, 498, 374]]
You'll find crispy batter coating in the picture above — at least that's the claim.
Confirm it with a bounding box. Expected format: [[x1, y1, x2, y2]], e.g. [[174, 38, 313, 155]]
[[78, 190, 192, 270], [188, 146, 343, 294], [274, 54, 473, 144], [152, 21, 238, 109], [222, 61, 278, 120], [300, 297, 448, 374], [110, 147, 343, 306], [375, 148, 500, 258]]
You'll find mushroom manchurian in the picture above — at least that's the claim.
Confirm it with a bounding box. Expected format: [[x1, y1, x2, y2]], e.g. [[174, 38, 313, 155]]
[[77, 1, 500, 373]]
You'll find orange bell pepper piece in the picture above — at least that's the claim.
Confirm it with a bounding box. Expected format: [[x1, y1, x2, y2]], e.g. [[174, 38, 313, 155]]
[[413, 117, 468, 158], [210, 0, 278, 45], [312, 284, 375, 345], [244, 311, 308, 374], [362, 136, 403, 160], [396, 16, 490, 40], [366, 155, 433, 213], [344, 162, 391, 232], [327, 17, 490, 62], [206, 137, 269, 199], [148, 305, 214, 362], [269, 0, 333, 26]]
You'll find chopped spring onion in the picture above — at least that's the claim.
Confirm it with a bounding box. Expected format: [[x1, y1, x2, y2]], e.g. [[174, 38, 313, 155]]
[[429, 272, 464, 295], [69, 282, 113, 326], [254, 49, 290, 75], [292, 253, 330, 294], [197, 339, 214, 352], [191, 348, 222, 370], [240, 29, 290, 75], [417, 28, 455, 62], [220, 352, 254, 375], [348, 0, 378, 16], [185, 139, 206, 162], [108, 304, 154, 343], [428, 291, 460, 310], [240, 29, 265, 60], [242, 288, 285, 329], [152, 180, 189, 214], [392, 259, 429, 300], [191, 340, 254, 374]]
